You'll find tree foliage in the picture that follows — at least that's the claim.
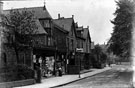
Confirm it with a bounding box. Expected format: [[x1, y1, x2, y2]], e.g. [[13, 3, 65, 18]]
[[1, 9, 38, 63], [107, 0, 134, 59], [93, 44, 107, 63]]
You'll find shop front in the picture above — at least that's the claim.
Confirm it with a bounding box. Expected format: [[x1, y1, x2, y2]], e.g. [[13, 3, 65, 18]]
[[33, 48, 56, 79], [33, 55, 55, 77], [33, 48, 68, 79]]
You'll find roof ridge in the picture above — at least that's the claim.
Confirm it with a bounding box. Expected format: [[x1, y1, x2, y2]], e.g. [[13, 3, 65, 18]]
[[53, 17, 73, 20], [4, 6, 44, 11]]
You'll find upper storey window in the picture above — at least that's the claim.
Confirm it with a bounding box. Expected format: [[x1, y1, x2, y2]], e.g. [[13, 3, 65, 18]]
[[40, 19, 51, 28], [42, 20, 51, 28]]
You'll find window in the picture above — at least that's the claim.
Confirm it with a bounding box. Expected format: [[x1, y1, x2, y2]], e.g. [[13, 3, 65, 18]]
[[71, 39, 74, 50], [81, 31, 83, 37], [47, 37, 51, 46], [43, 20, 50, 28]]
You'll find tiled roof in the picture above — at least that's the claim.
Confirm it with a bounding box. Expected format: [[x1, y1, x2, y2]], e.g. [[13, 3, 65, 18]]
[[35, 20, 47, 34], [53, 22, 68, 33], [4, 7, 52, 19], [53, 18, 73, 32], [3, 7, 49, 34]]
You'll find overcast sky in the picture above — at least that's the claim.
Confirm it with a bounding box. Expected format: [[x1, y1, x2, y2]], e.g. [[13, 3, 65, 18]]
[[3, 0, 116, 44]]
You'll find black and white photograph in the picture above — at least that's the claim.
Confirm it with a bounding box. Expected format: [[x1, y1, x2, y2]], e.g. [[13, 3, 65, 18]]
[[0, 0, 134, 88]]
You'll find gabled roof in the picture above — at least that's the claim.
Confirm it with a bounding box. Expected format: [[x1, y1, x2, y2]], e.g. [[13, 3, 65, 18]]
[[53, 18, 73, 32], [83, 28, 89, 38], [4, 7, 52, 19], [83, 27, 91, 42], [35, 20, 47, 34], [53, 22, 68, 34]]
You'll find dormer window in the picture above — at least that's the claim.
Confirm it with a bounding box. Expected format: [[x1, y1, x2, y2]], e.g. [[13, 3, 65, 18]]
[[81, 31, 83, 34], [42, 20, 51, 28], [40, 19, 52, 35], [40, 19, 51, 28], [81, 30, 83, 37]]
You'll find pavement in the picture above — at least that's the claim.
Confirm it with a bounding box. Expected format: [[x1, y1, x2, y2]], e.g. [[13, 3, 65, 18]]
[[14, 66, 111, 88]]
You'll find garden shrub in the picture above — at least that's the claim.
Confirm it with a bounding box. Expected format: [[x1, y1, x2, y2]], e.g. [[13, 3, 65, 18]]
[[0, 64, 34, 82]]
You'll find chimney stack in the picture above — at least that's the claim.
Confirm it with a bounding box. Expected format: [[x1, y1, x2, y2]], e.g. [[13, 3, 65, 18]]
[[72, 15, 74, 19], [58, 13, 60, 19], [87, 26, 89, 29]]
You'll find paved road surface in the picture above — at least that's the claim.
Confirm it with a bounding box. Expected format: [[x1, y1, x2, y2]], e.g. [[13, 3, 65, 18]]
[[57, 65, 133, 88]]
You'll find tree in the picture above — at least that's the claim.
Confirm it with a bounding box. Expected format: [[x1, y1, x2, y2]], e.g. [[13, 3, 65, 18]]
[[93, 44, 103, 64], [92, 44, 108, 68], [107, 0, 134, 60], [1, 9, 38, 63]]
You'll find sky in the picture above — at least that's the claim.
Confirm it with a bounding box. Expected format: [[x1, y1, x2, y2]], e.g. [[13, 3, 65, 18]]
[[2, 0, 117, 44]]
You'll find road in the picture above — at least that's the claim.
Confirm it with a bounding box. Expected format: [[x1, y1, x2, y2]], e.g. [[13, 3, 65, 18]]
[[57, 65, 133, 88]]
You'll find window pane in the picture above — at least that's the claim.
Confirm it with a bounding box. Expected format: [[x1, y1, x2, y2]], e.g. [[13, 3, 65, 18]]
[[48, 37, 51, 46]]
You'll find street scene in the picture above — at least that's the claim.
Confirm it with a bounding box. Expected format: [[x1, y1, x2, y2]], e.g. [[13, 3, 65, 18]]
[[0, 0, 134, 88], [57, 64, 133, 88]]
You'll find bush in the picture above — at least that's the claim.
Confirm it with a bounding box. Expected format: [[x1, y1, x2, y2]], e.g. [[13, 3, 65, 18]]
[[0, 64, 34, 82], [16, 64, 35, 80]]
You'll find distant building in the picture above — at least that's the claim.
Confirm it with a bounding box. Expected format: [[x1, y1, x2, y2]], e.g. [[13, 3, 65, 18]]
[[82, 26, 91, 53]]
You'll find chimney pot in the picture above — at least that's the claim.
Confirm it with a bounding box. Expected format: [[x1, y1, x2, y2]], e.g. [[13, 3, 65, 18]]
[[87, 26, 89, 29], [58, 14, 60, 19], [72, 15, 74, 19]]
